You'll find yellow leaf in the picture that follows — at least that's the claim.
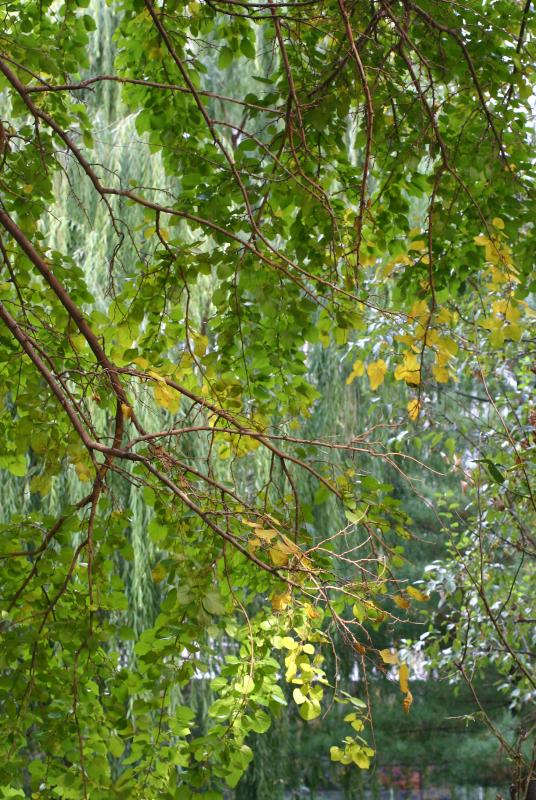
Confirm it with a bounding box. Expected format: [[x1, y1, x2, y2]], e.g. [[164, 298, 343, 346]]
[[269, 544, 290, 567], [504, 323, 522, 341], [492, 299, 508, 315], [367, 359, 387, 391], [379, 648, 399, 665], [394, 595, 410, 610], [394, 352, 421, 386], [436, 336, 458, 359], [436, 307, 451, 324], [402, 689, 413, 714], [121, 403, 132, 420], [280, 534, 299, 553], [399, 662, 409, 694], [488, 264, 518, 287], [408, 240, 426, 251], [432, 365, 449, 383], [406, 586, 429, 602], [407, 398, 421, 421], [505, 304, 521, 323], [346, 359, 365, 385], [492, 217, 505, 230], [271, 592, 291, 612], [408, 300, 429, 321], [422, 327, 438, 346], [255, 528, 278, 542], [485, 239, 511, 266], [395, 334, 414, 346], [480, 315, 501, 331], [474, 235, 489, 246], [153, 382, 180, 413], [148, 369, 165, 382]]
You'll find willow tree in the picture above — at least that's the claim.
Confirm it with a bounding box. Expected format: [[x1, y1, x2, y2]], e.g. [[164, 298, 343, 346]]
[[0, 0, 534, 797]]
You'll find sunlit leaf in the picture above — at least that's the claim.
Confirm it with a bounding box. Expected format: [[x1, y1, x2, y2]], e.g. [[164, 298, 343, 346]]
[[367, 359, 387, 391], [399, 662, 409, 694], [402, 688, 413, 714], [406, 586, 429, 602], [379, 648, 399, 665], [346, 358, 365, 385]]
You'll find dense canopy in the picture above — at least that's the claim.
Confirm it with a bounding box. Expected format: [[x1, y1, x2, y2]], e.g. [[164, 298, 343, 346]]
[[0, 0, 534, 797]]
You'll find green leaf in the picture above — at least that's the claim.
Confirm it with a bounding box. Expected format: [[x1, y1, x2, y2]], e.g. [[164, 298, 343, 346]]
[[202, 592, 226, 615], [475, 459, 505, 484]]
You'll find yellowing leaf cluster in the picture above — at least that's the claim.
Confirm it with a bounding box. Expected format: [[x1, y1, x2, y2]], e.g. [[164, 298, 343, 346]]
[[349, 229, 525, 423], [377, 646, 413, 713], [346, 358, 387, 390], [395, 351, 421, 386], [269, 540, 296, 567], [273, 634, 326, 721], [271, 591, 291, 612], [346, 291, 460, 411], [480, 296, 525, 348], [245, 521, 312, 572], [474, 229, 519, 289], [149, 370, 180, 414], [408, 299, 430, 322]]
